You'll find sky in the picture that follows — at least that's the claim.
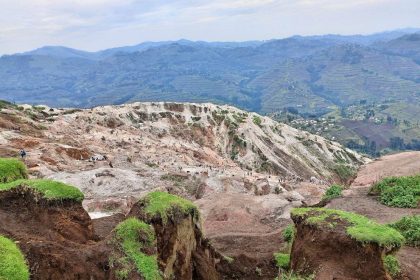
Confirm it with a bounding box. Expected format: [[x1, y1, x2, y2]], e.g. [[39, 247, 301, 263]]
[[0, 0, 419, 55]]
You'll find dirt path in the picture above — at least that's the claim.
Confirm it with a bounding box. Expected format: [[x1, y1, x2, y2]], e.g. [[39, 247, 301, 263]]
[[327, 151, 420, 280]]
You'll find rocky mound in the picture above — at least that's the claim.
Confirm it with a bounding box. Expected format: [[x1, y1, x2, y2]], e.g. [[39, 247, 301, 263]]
[[290, 208, 405, 279]]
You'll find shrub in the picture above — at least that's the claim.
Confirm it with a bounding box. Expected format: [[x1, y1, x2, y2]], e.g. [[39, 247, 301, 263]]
[[390, 215, 420, 246], [370, 175, 420, 208], [0, 179, 84, 202], [274, 253, 290, 269], [112, 218, 161, 280], [0, 235, 30, 280], [0, 158, 28, 183], [383, 255, 400, 278], [252, 116, 262, 127], [291, 208, 405, 249], [322, 185, 343, 201], [332, 164, 356, 182], [283, 225, 295, 244]]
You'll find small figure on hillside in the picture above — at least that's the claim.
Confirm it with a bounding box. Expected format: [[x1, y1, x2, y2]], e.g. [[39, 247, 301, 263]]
[[19, 149, 26, 159]]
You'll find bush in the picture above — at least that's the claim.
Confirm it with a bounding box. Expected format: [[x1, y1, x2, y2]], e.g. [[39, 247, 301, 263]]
[[283, 225, 295, 244], [332, 164, 356, 182], [274, 253, 290, 269], [370, 175, 420, 208], [383, 255, 400, 278], [252, 116, 262, 127], [390, 215, 420, 246], [0, 158, 27, 183], [322, 185, 343, 201], [0, 235, 30, 280]]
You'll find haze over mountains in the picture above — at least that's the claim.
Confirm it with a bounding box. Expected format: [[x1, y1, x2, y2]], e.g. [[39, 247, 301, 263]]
[[1, 28, 419, 113]]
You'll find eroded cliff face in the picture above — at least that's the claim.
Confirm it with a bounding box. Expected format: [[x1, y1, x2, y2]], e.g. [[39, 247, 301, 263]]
[[290, 209, 404, 280], [0, 102, 367, 215], [128, 192, 221, 280], [0, 186, 110, 280], [0, 184, 225, 280]]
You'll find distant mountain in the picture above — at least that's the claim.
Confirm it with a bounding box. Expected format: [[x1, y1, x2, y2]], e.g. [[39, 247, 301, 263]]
[[374, 33, 420, 64], [1, 28, 419, 112]]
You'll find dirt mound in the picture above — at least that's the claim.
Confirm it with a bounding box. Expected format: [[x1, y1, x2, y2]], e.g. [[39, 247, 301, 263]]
[[0, 186, 111, 279], [290, 208, 403, 280]]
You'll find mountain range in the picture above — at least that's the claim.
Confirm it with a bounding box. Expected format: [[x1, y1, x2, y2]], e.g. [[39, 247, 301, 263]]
[[1, 28, 419, 114]]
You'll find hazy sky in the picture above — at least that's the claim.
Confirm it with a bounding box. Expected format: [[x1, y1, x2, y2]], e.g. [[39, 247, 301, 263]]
[[0, 0, 419, 54]]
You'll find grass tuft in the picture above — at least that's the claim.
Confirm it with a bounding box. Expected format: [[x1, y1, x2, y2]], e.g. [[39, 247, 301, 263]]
[[370, 175, 420, 208], [0, 158, 28, 183], [0, 179, 84, 202], [282, 224, 295, 244], [142, 191, 199, 224], [113, 218, 161, 280], [291, 208, 404, 249], [322, 185, 343, 201], [274, 253, 290, 269], [383, 255, 401, 278], [390, 215, 420, 247], [0, 235, 30, 280]]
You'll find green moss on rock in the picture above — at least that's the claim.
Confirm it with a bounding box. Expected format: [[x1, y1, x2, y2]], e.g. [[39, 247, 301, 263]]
[[112, 218, 161, 280], [142, 191, 199, 224], [0, 179, 84, 202], [0, 235, 30, 280], [0, 158, 27, 183], [291, 208, 404, 249]]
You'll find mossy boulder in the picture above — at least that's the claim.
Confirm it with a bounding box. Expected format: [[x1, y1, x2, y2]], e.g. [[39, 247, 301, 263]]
[[0, 235, 30, 280], [0, 158, 27, 183], [290, 208, 404, 279], [0, 179, 84, 202]]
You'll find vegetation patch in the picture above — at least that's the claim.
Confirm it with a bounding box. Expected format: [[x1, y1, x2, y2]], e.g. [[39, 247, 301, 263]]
[[370, 175, 420, 208], [111, 218, 161, 280], [0, 179, 84, 202], [0, 235, 30, 280], [332, 164, 356, 182], [291, 208, 404, 249], [0, 158, 28, 183], [274, 253, 290, 269], [390, 215, 420, 246], [383, 255, 401, 278], [283, 224, 295, 244], [142, 191, 199, 224], [252, 115, 262, 127], [322, 185, 343, 201]]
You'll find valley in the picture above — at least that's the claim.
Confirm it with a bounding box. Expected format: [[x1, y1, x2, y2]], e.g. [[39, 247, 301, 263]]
[[0, 100, 419, 279]]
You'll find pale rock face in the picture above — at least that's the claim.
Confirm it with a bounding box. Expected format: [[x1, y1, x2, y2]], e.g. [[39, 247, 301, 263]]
[[0, 101, 367, 254]]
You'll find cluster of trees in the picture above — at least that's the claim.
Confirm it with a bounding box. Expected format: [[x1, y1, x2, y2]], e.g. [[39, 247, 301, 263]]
[[346, 139, 380, 157], [347, 137, 420, 157], [390, 137, 420, 151]]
